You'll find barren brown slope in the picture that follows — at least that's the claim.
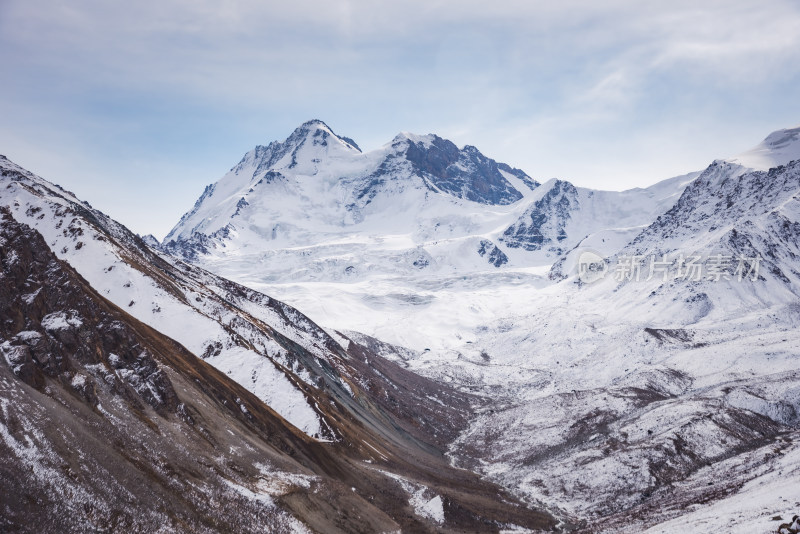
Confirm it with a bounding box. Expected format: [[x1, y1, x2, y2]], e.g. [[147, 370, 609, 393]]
[[0, 206, 410, 532]]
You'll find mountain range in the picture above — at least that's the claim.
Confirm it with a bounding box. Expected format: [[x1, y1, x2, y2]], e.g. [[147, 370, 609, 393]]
[[3, 120, 800, 532], [162, 120, 698, 280]]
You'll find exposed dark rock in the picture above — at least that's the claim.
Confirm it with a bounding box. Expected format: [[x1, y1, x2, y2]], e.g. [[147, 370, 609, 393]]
[[399, 136, 527, 205], [501, 179, 578, 252], [477, 239, 509, 267], [0, 207, 178, 413]]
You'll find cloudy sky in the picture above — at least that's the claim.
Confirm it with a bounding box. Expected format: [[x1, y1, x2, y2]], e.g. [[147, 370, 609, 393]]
[[1, 0, 799, 238]]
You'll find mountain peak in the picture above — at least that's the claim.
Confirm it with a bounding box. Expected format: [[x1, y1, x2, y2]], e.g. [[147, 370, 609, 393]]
[[386, 132, 529, 205], [391, 131, 438, 147], [727, 124, 800, 170], [300, 118, 330, 129], [165, 124, 537, 248], [229, 120, 361, 176], [282, 119, 361, 153]]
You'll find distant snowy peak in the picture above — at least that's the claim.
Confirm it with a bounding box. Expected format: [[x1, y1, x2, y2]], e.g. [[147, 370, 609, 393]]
[[164, 120, 538, 250], [140, 234, 160, 248], [234, 119, 361, 176], [505, 171, 700, 272], [619, 159, 800, 302], [727, 125, 800, 170], [630, 159, 800, 250]]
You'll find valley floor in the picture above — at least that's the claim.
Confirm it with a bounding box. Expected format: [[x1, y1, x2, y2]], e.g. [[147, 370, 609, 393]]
[[232, 268, 800, 534]]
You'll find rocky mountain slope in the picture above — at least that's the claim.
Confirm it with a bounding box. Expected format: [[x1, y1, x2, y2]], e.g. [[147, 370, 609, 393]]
[[406, 143, 800, 533], [434, 158, 800, 532], [0, 155, 558, 532], [0, 205, 347, 533], [500, 171, 695, 258]]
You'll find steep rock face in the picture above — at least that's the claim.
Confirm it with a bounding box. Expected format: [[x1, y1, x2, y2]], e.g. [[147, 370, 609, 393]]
[[477, 239, 509, 267], [0, 207, 178, 412], [395, 134, 527, 205], [341, 133, 532, 216], [501, 179, 578, 253]]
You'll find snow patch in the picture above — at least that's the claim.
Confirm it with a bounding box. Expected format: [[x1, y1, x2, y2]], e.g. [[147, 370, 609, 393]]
[[41, 311, 83, 331]]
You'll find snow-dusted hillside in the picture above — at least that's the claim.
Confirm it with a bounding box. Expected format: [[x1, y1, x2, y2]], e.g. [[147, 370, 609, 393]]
[[0, 155, 332, 437], [0, 153, 498, 455], [422, 157, 800, 532]]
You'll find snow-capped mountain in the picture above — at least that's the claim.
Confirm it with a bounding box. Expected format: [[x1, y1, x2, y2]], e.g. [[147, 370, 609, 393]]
[[0, 154, 556, 532], [501, 172, 696, 259], [159, 121, 698, 359], [728, 125, 800, 170], [165, 119, 536, 255], [408, 140, 800, 532], [622, 159, 800, 306], [163, 120, 695, 292]]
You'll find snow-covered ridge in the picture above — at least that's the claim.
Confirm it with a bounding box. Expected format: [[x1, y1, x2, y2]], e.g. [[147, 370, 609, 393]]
[[0, 154, 359, 438], [727, 124, 800, 170]]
